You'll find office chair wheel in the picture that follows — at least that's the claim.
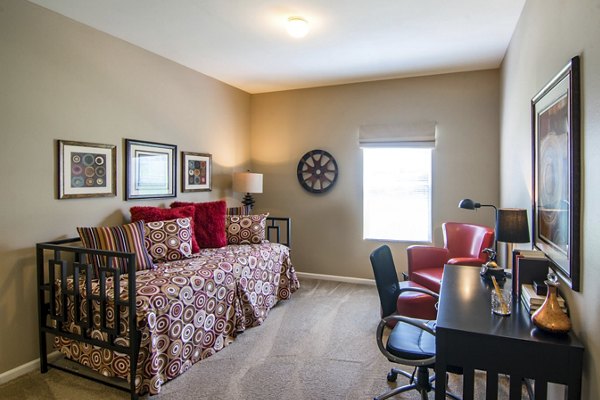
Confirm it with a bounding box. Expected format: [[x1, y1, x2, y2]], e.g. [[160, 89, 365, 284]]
[[386, 371, 398, 382]]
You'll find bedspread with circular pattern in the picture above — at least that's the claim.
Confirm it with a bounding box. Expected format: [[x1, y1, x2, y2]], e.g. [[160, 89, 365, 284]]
[[54, 242, 299, 395]]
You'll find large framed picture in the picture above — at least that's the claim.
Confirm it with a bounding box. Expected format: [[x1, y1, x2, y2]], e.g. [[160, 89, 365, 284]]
[[531, 56, 581, 291], [182, 151, 212, 192], [58, 140, 116, 199], [125, 139, 176, 200]]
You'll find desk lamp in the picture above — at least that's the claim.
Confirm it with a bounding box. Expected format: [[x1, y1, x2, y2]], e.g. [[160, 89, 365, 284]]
[[458, 198, 498, 251]]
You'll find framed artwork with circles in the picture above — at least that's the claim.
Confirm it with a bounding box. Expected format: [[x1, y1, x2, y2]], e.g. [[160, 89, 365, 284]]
[[532, 55, 581, 291], [182, 151, 212, 192], [297, 149, 338, 194], [57, 140, 116, 199]]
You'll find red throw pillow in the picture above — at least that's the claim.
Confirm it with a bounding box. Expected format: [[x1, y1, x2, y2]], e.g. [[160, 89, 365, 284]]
[[130, 205, 199, 253], [171, 200, 227, 248]]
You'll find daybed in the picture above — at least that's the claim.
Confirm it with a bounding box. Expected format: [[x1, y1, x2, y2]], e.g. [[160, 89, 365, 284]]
[[37, 210, 298, 399]]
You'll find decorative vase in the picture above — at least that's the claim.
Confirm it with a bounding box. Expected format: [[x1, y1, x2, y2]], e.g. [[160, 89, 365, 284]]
[[531, 273, 571, 334]]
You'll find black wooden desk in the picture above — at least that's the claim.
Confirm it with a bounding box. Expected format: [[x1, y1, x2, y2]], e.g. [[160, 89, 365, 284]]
[[434, 265, 583, 400]]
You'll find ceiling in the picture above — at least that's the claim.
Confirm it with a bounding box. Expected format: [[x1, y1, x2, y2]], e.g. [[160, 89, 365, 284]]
[[27, 0, 526, 94]]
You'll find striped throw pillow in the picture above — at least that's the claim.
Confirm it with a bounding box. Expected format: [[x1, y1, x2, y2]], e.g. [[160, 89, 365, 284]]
[[77, 220, 154, 277], [226, 205, 251, 216]]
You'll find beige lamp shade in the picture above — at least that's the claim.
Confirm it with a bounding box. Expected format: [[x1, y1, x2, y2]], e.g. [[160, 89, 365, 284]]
[[233, 172, 263, 194]]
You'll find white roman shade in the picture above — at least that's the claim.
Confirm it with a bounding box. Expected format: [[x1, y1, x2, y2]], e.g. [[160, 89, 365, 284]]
[[358, 121, 437, 148]]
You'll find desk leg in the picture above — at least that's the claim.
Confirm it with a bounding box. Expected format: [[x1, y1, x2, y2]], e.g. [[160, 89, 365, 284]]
[[434, 365, 446, 399], [435, 332, 447, 400], [509, 375, 523, 399], [486, 370, 499, 400], [463, 367, 474, 400], [567, 352, 583, 400]]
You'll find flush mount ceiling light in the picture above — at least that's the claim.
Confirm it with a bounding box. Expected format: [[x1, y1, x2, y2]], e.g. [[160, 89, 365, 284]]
[[287, 16, 309, 38]]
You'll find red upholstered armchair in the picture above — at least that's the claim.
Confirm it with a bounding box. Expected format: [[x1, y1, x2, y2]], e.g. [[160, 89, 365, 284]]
[[406, 222, 495, 293]]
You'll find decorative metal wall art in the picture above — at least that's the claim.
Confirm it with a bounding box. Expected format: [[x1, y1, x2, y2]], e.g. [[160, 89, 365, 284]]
[[297, 149, 338, 194]]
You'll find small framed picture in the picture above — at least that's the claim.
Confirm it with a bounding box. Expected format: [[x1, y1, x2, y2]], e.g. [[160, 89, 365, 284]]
[[58, 140, 116, 199], [182, 152, 212, 192], [125, 139, 176, 200]]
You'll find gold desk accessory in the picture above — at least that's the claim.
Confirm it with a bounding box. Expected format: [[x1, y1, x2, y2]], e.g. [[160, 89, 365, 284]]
[[532, 272, 571, 334]]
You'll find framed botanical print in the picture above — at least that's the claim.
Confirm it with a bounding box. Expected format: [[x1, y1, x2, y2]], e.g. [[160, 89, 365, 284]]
[[532, 56, 581, 291], [125, 139, 176, 200], [182, 151, 212, 192], [58, 140, 116, 199]]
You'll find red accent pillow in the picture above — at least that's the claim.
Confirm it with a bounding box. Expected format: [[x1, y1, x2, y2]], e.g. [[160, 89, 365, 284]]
[[130, 205, 199, 253], [170, 200, 227, 248]]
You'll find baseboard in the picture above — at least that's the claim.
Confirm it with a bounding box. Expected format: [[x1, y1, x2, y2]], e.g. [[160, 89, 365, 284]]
[[0, 351, 61, 385], [295, 271, 375, 285]]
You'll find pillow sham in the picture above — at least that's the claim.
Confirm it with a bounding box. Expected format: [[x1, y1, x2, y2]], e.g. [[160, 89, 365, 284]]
[[144, 217, 192, 262], [130, 205, 199, 253], [77, 220, 154, 277], [171, 200, 227, 248], [225, 214, 269, 245]]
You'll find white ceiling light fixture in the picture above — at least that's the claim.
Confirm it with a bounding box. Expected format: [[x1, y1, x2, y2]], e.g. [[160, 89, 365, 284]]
[[287, 16, 310, 38]]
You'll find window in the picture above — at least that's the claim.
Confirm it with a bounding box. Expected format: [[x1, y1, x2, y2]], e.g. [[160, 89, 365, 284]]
[[363, 147, 432, 242]]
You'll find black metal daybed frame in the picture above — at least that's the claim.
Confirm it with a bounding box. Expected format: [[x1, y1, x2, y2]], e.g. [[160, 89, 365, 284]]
[[37, 237, 141, 398], [36, 217, 291, 400]]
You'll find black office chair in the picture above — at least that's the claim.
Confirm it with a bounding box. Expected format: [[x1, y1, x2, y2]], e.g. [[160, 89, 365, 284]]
[[370, 245, 460, 400]]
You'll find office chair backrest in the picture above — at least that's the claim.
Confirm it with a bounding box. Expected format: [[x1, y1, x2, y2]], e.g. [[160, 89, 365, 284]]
[[370, 245, 401, 318]]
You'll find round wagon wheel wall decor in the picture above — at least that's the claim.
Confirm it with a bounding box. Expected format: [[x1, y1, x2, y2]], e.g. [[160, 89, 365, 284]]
[[297, 149, 339, 193]]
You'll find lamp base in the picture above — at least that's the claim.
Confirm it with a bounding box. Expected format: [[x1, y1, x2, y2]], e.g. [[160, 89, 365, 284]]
[[241, 193, 255, 210], [504, 242, 515, 270]]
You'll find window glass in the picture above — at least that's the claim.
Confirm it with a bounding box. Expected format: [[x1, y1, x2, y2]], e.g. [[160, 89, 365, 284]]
[[363, 147, 432, 241]]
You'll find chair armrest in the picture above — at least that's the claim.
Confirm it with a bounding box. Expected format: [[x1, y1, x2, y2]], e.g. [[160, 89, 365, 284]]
[[406, 245, 450, 277], [447, 257, 485, 266], [376, 315, 436, 367], [399, 286, 439, 300]]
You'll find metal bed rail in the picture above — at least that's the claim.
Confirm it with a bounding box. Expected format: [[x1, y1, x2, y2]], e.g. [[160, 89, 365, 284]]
[[265, 217, 291, 249], [36, 238, 140, 399]]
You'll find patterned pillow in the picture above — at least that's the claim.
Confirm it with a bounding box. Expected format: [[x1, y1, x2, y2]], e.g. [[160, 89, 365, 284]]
[[226, 214, 269, 245], [144, 217, 193, 262], [77, 220, 154, 277], [130, 205, 199, 253]]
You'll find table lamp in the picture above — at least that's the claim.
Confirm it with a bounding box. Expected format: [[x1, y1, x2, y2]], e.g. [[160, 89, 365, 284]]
[[496, 208, 530, 269], [233, 171, 263, 211]]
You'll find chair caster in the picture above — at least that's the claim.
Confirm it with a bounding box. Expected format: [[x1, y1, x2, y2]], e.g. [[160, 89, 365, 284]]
[[387, 371, 398, 382]]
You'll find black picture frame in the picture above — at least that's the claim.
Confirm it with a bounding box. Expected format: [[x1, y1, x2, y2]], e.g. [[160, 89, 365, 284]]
[[531, 56, 581, 291], [125, 139, 177, 200], [181, 151, 212, 192], [57, 140, 117, 199]]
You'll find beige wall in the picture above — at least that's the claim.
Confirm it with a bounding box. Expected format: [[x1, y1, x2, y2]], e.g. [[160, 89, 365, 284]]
[[251, 70, 500, 280], [0, 0, 250, 374], [500, 0, 600, 398]]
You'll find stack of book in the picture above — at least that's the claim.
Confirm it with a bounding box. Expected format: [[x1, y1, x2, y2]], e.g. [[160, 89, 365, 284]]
[[521, 284, 567, 315]]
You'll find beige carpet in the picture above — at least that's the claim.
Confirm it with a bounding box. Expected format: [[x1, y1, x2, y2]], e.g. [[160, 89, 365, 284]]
[[1, 278, 511, 399]]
